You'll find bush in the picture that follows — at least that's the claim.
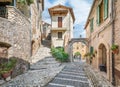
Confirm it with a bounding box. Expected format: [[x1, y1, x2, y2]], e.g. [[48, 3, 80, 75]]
[[51, 47, 69, 62]]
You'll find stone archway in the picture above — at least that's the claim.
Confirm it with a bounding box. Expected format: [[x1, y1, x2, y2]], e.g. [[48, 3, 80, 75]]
[[98, 44, 107, 73], [97, 39, 111, 81], [67, 38, 88, 62]]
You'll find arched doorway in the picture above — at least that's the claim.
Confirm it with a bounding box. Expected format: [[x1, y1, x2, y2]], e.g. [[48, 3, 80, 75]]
[[98, 44, 107, 73]]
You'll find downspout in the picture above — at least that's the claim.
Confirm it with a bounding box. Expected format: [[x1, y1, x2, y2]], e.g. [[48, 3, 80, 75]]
[[13, 0, 16, 7], [111, 0, 115, 86]]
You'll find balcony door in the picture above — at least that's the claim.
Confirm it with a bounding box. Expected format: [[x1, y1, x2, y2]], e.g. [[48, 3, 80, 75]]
[[58, 17, 62, 27]]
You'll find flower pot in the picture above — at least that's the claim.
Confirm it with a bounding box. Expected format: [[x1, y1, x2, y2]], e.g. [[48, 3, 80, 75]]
[[1, 70, 12, 79], [112, 49, 119, 54]]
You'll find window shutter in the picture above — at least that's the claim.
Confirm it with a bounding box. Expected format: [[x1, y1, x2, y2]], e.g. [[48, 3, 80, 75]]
[[90, 47, 94, 54], [97, 6, 100, 25], [58, 17, 62, 27], [90, 18, 94, 32], [104, 0, 108, 19]]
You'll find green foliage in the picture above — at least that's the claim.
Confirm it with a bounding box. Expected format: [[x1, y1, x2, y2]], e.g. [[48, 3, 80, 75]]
[[0, 58, 17, 74], [74, 52, 80, 56], [17, 0, 33, 5], [111, 44, 119, 50], [51, 47, 69, 62]]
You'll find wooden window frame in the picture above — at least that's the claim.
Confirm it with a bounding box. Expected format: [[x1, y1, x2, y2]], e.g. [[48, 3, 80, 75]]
[[58, 17, 62, 27], [58, 32, 62, 39]]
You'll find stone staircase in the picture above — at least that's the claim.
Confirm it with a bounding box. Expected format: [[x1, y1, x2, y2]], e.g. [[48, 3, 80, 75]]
[[42, 39, 51, 48], [31, 46, 51, 64]]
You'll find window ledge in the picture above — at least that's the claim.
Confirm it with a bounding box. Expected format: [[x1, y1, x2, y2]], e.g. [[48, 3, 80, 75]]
[[56, 39, 63, 40]]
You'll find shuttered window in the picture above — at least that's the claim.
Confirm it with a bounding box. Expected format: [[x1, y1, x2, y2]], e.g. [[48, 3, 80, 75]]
[[104, 0, 108, 19], [90, 46, 94, 54], [90, 18, 94, 32], [58, 17, 62, 27], [97, 6, 100, 25], [97, 0, 108, 25], [58, 32, 62, 39]]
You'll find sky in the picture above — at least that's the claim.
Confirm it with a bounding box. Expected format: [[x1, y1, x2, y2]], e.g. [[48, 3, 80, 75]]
[[42, 0, 93, 38]]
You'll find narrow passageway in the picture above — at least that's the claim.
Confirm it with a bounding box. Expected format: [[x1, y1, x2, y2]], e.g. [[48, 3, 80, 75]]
[[45, 61, 91, 87]]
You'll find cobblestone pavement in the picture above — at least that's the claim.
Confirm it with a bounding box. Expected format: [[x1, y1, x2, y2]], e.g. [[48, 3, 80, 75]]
[[45, 61, 92, 87], [1, 46, 64, 87]]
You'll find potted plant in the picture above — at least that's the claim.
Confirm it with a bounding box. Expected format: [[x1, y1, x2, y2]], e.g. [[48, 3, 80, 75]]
[[0, 58, 17, 80], [111, 44, 119, 54]]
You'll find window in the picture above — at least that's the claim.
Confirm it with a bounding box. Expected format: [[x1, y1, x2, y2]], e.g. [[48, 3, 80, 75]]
[[58, 32, 62, 39], [58, 17, 62, 27], [90, 18, 94, 32], [97, 0, 108, 25], [90, 46, 94, 54], [104, 0, 108, 19]]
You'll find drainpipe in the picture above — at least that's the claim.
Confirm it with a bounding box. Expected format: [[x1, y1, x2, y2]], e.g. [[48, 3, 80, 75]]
[[111, 0, 115, 86], [13, 0, 16, 7]]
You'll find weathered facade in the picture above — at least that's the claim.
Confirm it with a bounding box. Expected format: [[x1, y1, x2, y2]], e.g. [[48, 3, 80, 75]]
[[114, 0, 120, 85], [0, 1, 31, 62], [85, 0, 120, 86], [0, 0, 44, 76], [31, 0, 44, 55], [48, 4, 75, 49], [85, 0, 113, 84], [72, 42, 86, 60]]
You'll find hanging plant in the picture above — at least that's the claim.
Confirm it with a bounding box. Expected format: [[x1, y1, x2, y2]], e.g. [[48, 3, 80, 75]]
[[111, 44, 119, 54]]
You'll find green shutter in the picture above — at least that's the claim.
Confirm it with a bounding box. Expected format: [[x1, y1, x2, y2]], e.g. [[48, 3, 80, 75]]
[[90, 47, 94, 54], [104, 0, 108, 19], [90, 18, 94, 32], [97, 6, 100, 25]]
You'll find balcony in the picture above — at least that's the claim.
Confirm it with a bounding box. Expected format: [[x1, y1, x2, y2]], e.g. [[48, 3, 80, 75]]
[[51, 27, 67, 31]]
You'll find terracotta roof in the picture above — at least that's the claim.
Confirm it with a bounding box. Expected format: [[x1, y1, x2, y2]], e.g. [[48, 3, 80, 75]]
[[48, 4, 75, 22]]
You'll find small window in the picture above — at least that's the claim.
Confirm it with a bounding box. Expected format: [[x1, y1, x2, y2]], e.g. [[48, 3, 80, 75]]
[[58, 32, 62, 39]]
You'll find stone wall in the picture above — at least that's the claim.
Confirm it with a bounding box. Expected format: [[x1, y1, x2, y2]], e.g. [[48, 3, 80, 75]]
[[31, 0, 43, 55], [114, 0, 120, 86], [0, 6, 31, 62]]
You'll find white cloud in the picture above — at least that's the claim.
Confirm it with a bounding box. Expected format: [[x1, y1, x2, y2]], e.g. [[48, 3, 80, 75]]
[[68, 0, 92, 25]]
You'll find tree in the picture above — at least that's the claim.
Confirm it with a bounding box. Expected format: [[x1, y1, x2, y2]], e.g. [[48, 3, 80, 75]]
[[74, 52, 80, 56]]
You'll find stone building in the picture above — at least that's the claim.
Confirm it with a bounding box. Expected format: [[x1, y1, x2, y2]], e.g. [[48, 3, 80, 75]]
[[85, 0, 112, 84], [48, 4, 75, 50], [42, 21, 51, 40], [31, 0, 44, 55], [72, 42, 86, 60], [85, 0, 120, 86], [114, 0, 120, 85], [0, 0, 44, 74], [0, 0, 31, 61]]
